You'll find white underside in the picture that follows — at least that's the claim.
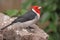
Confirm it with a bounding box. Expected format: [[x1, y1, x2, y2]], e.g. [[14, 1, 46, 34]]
[[20, 16, 38, 27]]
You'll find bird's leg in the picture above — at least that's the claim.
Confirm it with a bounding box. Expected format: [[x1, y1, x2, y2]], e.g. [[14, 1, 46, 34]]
[[26, 26, 34, 29], [26, 26, 35, 33]]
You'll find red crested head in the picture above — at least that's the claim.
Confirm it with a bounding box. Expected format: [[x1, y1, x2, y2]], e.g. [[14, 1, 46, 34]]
[[32, 6, 41, 15]]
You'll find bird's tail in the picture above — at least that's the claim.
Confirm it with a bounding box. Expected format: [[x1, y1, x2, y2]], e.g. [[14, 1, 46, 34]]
[[1, 23, 13, 30]]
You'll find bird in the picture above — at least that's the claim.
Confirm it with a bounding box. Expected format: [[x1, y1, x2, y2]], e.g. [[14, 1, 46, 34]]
[[1, 6, 41, 30]]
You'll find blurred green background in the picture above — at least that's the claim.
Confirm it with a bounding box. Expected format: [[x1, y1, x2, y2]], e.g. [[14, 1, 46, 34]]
[[0, 0, 60, 40]]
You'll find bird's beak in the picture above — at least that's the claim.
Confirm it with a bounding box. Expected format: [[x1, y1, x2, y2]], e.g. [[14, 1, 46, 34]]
[[38, 7, 42, 9]]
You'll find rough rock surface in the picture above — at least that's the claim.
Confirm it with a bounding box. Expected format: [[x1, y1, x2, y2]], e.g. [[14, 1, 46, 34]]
[[0, 13, 49, 40]]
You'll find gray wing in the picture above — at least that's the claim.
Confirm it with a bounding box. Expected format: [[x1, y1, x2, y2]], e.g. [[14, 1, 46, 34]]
[[12, 10, 37, 23]]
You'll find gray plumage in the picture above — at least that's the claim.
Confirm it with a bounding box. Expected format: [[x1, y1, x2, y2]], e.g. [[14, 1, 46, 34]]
[[12, 10, 37, 23]]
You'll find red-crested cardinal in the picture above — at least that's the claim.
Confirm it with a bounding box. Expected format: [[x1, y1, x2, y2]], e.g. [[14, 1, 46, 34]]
[[1, 6, 41, 30]]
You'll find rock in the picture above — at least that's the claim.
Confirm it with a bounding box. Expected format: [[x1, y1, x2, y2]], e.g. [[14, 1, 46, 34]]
[[0, 34, 3, 40], [0, 13, 16, 29], [0, 13, 49, 40]]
